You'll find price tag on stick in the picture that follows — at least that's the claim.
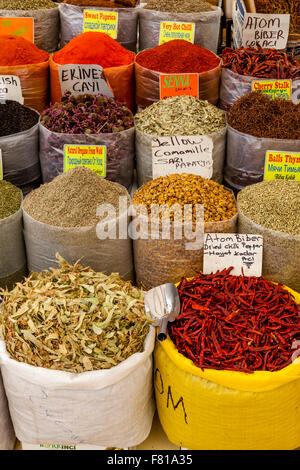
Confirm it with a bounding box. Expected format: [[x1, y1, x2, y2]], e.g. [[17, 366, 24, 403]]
[[159, 21, 195, 45], [203, 233, 263, 277], [252, 79, 291, 100], [242, 13, 290, 49], [64, 145, 106, 178], [159, 73, 199, 100], [264, 151, 300, 181], [152, 135, 213, 179], [83, 10, 118, 39]]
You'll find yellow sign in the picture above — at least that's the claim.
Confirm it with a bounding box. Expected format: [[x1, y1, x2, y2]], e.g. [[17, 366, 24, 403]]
[[64, 145, 106, 177], [159, 21, 195, 45], [252, 79, 291, 100], [83, 10, 118, 39], [264, 151, 300, 181]]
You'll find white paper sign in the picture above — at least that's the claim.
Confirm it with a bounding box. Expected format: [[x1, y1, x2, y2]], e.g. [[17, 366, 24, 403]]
[[242, 13, 290, 49], [203, 233, 263, 277], [152, 135, 213, 179], [59, 64, 114, 97], [0, 75, 23, 104]]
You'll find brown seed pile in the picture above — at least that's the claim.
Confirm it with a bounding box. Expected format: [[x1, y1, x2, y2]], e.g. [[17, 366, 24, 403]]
[[23, 167, 128, 228], [133, 174, 237, 222], [228, 92, 300, 139]]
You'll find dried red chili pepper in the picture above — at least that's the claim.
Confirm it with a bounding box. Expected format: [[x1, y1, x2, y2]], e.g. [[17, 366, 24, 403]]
[[222, 47, 300, 79], [168, 268, 300, 373]]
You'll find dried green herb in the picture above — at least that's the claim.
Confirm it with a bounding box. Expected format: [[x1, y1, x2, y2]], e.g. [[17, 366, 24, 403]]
[[0, 255, 152, 373], [135, 96, 226, 136], [23, 167, 128, 228], [0, 0, 57, 9], [0, 181, 21, 220], [145, 0, 213, 13], [237, 180, 300, 235]]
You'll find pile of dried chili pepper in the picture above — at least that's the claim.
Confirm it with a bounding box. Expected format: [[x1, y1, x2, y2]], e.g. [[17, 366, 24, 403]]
[[222, 47, 300, 79], [169, 269, 300, 373]]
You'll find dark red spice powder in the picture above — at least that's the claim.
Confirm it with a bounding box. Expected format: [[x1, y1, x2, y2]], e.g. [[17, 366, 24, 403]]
[[136, 39, 220, 73], [168, 268, 300, 373]]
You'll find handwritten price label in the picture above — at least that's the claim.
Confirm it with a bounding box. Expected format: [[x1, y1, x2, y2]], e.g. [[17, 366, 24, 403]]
[[159, 73, 199, 100], [64, 145, 106, 178]]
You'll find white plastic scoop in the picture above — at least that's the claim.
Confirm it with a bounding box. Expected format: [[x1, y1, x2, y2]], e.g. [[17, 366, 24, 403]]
[[144, 283, 181, 341]]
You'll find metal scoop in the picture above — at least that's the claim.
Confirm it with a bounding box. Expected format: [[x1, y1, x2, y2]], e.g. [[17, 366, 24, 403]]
[[144, 283, 181, 341]]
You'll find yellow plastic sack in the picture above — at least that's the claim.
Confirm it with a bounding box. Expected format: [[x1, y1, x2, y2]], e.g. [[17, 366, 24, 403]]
[[154, 285, 300, 450]]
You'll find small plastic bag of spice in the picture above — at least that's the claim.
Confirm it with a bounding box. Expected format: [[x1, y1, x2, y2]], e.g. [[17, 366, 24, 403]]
[[59, 3, 139, 51], [0, 3, 59, 53], [225, 126, 300, 191], [138, 7, 222, 54], [0, 373, 15, 450]]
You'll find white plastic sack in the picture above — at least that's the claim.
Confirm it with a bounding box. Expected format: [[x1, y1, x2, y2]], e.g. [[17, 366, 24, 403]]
[[138, 6, 222, 54], [0, 327, 155, 447], [39, 124, 134, 190], [225, 125, 300, 191], [0, 117, 41, 188], [0, 7, 59, 53], [59, 3, 138, 51], [23, 199, 134, 281], [0, 373, 15, 450], [0, 206, 27, 291], [220, 68, 300, 111], [135, 126, 226, 186]]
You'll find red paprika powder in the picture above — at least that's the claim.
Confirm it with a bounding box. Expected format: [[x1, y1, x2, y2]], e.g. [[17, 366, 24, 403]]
[[53, 32, 135, 68], [136, 39, 220, 73], [0, 35, 49, 66]]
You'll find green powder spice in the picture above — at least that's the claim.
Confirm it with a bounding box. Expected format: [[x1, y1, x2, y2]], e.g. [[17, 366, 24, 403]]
[[145, 0, 213, 13], [0, 0, 57, 9], [0, 181, 21, 220], [23, 167, 128, 228], [135, 96, 226, 136], [237, 180, 300, 235]]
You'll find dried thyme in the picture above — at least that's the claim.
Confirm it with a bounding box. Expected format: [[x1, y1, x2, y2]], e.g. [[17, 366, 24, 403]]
[[144, 0, 213, 13], [135, 96, 226, 136], [23, 167, 128, 228], [238, 180, 300, 235], [0, 255, 152, 373], [0, 181, 21, 219]]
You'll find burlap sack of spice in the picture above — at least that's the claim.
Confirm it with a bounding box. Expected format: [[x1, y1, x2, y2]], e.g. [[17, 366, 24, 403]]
[[154, 285, 300, 450], [0, 7, 59, 53], [0, 61, 49, 114], [0, 207, 27, 291], [238, 211, 300, 293], [225, 126, 300, 191], [135, 59, 221, 109], [135, 126, 227, 186], [22, 202, 134, 281], [0, 118, 41, 188], [138, 7, 222, 54], [50, 56, 135, 111], [0, 328, 155, 447], [59, 3, 139, 51], [0, 373, 15, 450], [220, 68, 300, 111], [39, 124, 134, 189], [133, 213, 237, 290]]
